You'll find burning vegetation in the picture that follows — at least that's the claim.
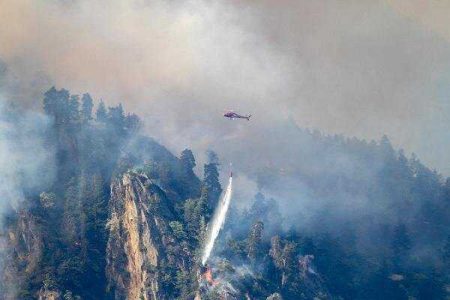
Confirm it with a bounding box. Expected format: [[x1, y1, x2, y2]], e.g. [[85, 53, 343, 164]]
[[0, 89, 449, 299]]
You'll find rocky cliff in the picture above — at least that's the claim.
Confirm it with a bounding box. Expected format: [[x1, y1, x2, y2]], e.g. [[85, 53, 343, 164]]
[[2, 91, 447, 299], [106, 172, 194, 300], [2, 210, 44, 299]]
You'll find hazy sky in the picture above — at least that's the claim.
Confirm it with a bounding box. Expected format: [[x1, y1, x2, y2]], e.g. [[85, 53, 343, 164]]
[[0, 0, 449, 174]]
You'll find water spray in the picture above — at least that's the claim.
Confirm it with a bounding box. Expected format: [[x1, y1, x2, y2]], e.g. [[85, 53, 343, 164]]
[[201, 165, 233, 266]]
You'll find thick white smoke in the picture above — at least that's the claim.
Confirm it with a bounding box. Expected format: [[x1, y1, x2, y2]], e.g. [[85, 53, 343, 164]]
[[0, 99, 55, 296], [0, 100, 55, 215], [202, 175, 233, 266]]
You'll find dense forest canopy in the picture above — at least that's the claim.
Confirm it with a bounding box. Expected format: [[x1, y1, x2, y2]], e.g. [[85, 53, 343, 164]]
[[0, 88, 448, 299]]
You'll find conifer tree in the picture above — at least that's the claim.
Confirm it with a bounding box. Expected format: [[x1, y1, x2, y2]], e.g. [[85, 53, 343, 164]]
[[96, 101, 108, 122], [203, 150, 222, 213], [81, 93, 94, 122], [247, 221, 264, 261], [392, 223, 411, 269], [180, 149, 196, 171]]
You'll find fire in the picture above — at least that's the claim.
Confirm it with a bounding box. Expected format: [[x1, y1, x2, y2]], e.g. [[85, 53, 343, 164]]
[[202, 266, 219, 286], [197, 264, 239, 300]]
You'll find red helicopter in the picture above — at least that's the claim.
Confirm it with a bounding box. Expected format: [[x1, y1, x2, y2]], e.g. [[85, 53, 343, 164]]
[[223, 110, 251, 121]]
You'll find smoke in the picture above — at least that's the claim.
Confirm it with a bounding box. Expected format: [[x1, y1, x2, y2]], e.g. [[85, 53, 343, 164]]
[[0, 0, 449, 173], [0, 0, 448, 270], [0, 97, 55, 294], [0, 99, 55, 216], [202, 175, 233, 265], [0, 3, 447, 298], [199, 259, 252, 298]]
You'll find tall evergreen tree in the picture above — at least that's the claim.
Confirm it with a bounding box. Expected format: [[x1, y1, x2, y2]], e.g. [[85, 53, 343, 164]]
[[96, 101, 108, 123], [269, 236, 297, 288], [246, 193, 282, 235], [81, 93, 94, 122], [108, 104, 126, 136], [108, 104, 124, 124], [68, 95, 80, 122], [180, 149, 196, 171], [247, 221, 264, 261], [83, 175, 108, 298], [43, 87, 70, 125], [124, 113, 141, 133], [203, 150, 222, 214], [392, 223, 412, 269]]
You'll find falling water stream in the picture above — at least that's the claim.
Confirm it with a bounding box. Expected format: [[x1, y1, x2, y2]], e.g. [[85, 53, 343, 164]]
[[201, 175, 233, 265]]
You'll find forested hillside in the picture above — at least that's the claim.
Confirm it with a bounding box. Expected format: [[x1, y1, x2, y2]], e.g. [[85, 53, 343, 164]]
[[0, 88, 448, 299]]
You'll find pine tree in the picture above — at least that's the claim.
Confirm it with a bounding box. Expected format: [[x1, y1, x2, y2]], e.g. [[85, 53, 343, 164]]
[[203, 151, 222, 214], [108, 104, 124, 124], [96, 101, 108, 122], [43, 87, 70, 125], [184, 199, 201, 238], [83, 174, 108, 297], [81, 94, 94, 122], [391, 223, 411, 269], [269, 236, 297, 287], [183, 187, 208, 241], [180, 149, 196, 171], [246, 193, 282, 235], [108, 104, 126, 136], [63, 177, 82, 243], [124, 113, 141, 133], [247, 221, 264, 261], [68, 95, 80, 122]]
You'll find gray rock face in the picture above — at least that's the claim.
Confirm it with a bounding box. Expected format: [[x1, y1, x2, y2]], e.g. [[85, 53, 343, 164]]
[[106, 173, 185, 300]]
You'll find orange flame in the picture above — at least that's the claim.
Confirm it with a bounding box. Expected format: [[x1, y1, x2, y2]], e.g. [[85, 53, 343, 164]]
[[202, 267, 219, 286]]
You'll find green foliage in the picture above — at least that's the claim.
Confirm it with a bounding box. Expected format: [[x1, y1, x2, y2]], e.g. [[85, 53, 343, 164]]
[[203, 289, 222, 300], [227, 239, 247, 259], [184, 199, 200, 238], [203, 151, 222, 216], [12, 88, 144, 299], [125, 113, 141, 133], [269, 236, 298, 287], [180, 149, 196, 170], [247, 221, 264, 261], [391, 223, 412, 269], [68, 95, 80, 121], [43, 273, 57, 290], [81, 93, 94, 122], [40, 192, 56, 208], [8, 87, 450, 300], [43, 87, 71, 124], [96, 101, 108, 122], [169, 221, 187, 240], [175, 270, 195, 300], [244, 193, 282, 235]]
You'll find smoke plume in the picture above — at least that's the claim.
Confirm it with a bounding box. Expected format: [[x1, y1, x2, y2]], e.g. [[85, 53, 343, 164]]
[[0, 0, 449, 173], [0, 97, 55, 295], [0, 99, 55, 217]]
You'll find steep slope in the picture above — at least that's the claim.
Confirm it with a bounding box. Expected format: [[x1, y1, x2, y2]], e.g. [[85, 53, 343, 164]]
[[1, 211, 44, 299], [106, 173, 194, 300], [1, 89, 448, 299]]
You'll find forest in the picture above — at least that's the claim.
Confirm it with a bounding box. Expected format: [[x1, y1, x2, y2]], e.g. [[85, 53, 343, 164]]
[[0, 87, 448, 299]]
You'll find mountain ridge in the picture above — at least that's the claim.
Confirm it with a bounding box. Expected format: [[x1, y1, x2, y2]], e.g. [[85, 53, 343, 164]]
[[0, 88, 448, 299]]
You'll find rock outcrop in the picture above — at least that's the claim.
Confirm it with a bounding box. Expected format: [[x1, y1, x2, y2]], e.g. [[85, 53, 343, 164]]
[[106, 172, 187, 300], [2, 210, 44, 299]]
